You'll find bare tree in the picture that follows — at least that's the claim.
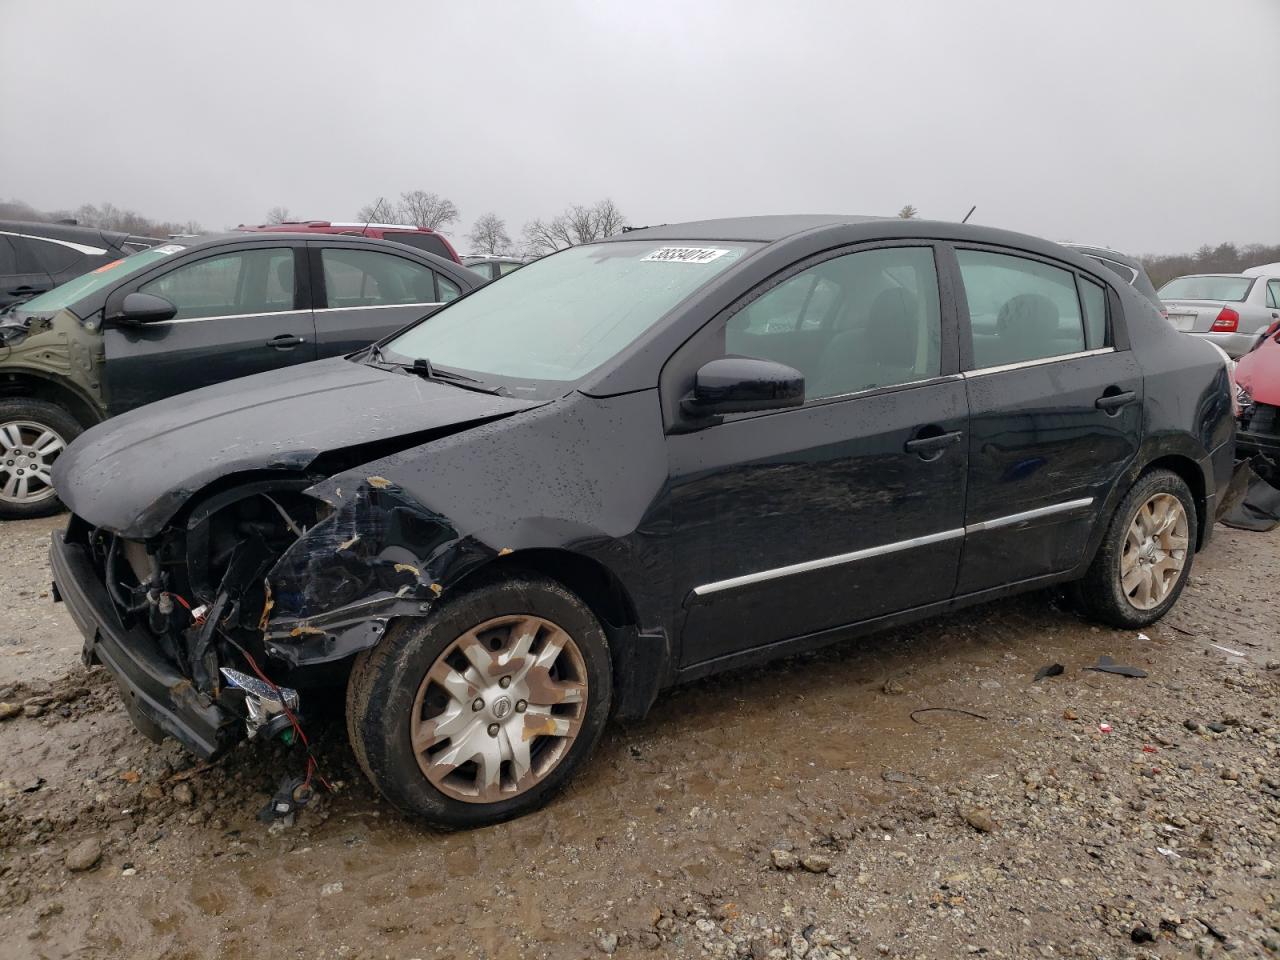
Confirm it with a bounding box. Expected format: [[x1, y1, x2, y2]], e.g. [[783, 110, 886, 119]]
[[265, 206, 292, 224], [592, 198, 626, 238], [467, 213, 512, 255], [398, 190, 460, 231], [898, 204, 918, 219], [521, 199, 628, 255], [355, 196, 400, 224]]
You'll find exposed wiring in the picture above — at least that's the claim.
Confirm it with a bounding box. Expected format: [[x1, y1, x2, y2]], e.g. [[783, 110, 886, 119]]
[[909, 707, 989, 724], [225, 636, 332, 793]]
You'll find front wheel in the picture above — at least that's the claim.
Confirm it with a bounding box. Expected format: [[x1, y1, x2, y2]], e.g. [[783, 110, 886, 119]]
[[0, 398, 82, 521], [346, 574, 612, 828], [1078, 469, 1196, 627]]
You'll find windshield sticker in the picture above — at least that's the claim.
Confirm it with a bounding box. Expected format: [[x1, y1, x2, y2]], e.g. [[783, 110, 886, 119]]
[[642, 246, 730, 264], [151, 244, 184, 256], [91, 259, 125, 274]]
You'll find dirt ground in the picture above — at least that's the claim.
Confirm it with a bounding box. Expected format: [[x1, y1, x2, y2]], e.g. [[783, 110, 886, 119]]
[[0, 516, 1277, 960]]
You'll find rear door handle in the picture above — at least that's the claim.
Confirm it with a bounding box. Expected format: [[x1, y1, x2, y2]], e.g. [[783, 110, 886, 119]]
[[1095, 390, 1136, 412], [904, 429, 963, 455], [265, 334, 306, 349]]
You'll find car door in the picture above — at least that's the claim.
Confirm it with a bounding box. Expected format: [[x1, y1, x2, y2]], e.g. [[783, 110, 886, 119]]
[[102, 244, 316, 414], [0, 234, 54, 308], [665, 243, 969, 668], [310, 243, 462, 354], [948, 245, 1142, 595]]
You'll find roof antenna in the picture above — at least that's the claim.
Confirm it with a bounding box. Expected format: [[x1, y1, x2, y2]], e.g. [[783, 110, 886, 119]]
[[961, 205, 976, 224]]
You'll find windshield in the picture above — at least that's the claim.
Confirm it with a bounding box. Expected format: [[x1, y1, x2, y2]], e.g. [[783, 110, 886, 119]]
[[1158, 275, 1253, 302], [384, 240, 757, 387], [18, 242, 188, 313]]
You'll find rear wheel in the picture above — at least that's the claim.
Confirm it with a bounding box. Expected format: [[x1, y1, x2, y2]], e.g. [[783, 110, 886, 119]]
[[1079, 469, 1196, 627], [0, 399, 81, 521], [346, 574, 612, 828]]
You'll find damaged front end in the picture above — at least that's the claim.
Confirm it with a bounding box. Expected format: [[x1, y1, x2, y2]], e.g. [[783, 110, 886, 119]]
[[53, 471, 482, 757]]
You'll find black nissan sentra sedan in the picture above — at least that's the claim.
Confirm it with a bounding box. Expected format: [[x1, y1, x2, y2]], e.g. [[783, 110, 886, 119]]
[[50, 216, 1234, 828]]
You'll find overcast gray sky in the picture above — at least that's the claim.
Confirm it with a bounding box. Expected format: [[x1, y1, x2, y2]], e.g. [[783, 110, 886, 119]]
[[2, 0, 1277, 255]]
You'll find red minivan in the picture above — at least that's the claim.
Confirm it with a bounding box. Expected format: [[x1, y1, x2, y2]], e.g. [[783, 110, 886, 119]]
[[238, 220, 461, 263]]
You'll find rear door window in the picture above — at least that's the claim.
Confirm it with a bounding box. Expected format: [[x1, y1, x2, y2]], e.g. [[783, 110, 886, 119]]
[[320, 248, 440, 308], [957, 250, 1086, 368], [140, 248, 296, 320], [0, 236, 18, 275], [25, 237, 84, 274]]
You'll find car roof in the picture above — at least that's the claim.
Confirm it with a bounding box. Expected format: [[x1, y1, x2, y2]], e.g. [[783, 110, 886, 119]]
[[605, 215, 885, 243], [1059, 242, 1144, 268], [0, 218, 130, 246]]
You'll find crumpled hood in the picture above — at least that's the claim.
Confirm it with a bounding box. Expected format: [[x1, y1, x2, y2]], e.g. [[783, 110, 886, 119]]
[[54, 356, 544, 537], [1235, 333, 1280, 408]]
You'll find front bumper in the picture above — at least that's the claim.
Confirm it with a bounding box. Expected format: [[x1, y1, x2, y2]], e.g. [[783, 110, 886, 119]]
[[49, 531, 240, 757]]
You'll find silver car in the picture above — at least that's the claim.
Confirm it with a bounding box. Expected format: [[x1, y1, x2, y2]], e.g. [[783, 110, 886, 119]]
[[1158, 272, 1280, 358]]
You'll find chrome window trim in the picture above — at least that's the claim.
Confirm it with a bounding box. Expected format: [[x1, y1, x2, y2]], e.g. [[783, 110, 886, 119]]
[[962, 347, 1114, 378], [964, 497, 1094, 534], [313, 301, 441, 313], [806, 372, 963, 405], [691, 497, 1096, 597], [154, 308, 312, 326], [0, 229, 107, 257], [692, 528, 965, 597]]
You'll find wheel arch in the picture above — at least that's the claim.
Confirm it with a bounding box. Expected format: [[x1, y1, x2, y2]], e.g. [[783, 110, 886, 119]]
[[1137, 453, 1207, 550], [452, 546, 669, 722], [0, 369, 103, 430]]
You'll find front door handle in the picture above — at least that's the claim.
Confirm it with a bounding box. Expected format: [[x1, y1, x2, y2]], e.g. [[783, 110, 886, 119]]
[[265, 334, 306, 349], [904, 429, 963, 456], [1095, 390, 1136, 412]]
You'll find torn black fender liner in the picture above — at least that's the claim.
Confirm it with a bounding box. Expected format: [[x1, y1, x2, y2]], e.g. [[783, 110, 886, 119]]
[[50, 532, 239, 757]]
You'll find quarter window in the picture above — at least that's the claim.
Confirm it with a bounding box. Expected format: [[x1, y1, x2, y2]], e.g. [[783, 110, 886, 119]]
[[140, 248, 295, 320], [958, 251, 1086, 368], [1079, 277, 1108, 350], [725, 246, 942, 401], [1267, 280, 1280, 310], [439, 275, 461, 301], [321, 249, 439, 308]]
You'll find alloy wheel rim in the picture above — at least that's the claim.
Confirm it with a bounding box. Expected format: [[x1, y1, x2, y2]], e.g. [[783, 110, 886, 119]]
[[0, 420, 65, 505], [1120, 493, 1188, 610], [411, 614, 588, 803]]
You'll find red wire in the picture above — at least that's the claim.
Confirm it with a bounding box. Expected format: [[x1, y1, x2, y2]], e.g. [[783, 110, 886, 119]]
[[167, 592, 330, 793]]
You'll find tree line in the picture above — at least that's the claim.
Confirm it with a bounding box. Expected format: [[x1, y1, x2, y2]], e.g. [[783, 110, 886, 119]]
[[348, 193, 626, 257], [4, 196, 1276, 281], [0, 198, 201, 238]]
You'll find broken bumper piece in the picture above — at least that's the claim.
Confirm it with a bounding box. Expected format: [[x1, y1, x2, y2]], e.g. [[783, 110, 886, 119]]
[[50, 532, 240, 757]]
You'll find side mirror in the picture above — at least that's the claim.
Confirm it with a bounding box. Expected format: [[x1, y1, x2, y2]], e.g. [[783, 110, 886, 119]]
[[681, 357, 804, 418], [112, 292, 177, 325]]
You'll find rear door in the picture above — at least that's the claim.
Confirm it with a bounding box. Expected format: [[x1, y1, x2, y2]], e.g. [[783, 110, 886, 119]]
[[310, 243, 462, 353], [949, 245, 1141, 595], [666, 243, 969, 667], [102, 244, 316, 413], [0, 235, 54, 307]]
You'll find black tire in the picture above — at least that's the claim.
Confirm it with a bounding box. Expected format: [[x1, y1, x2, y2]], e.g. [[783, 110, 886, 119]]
[[0, 398, 82, 521], [1078, 469, 1197, 628], [346, 573, 612, 828]]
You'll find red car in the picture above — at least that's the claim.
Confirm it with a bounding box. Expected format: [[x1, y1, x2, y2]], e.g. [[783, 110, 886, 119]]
[[1234, 319, 1280, 464], [238, 220, 461, 263]]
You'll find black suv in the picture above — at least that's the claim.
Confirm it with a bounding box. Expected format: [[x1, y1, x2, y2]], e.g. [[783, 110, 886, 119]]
[[0, 232, 480, 518], [0, 220, 161, 311]]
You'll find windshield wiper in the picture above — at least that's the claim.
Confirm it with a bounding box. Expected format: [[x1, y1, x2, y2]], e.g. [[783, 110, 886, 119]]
[[405, 357, 507, 396]]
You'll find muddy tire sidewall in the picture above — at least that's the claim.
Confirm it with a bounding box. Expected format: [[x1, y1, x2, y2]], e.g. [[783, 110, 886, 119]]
[[1080, 469, 1196, 628], [346, 573, 612, 829]]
